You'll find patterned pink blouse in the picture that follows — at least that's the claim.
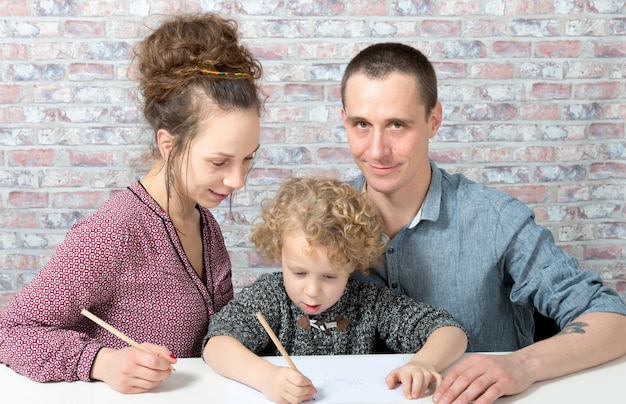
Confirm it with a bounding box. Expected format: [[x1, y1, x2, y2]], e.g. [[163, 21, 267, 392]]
[[0, 181, 233, 382]]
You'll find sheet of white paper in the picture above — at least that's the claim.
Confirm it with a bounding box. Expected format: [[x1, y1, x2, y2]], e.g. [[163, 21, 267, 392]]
[[227, 355, 419, 403]]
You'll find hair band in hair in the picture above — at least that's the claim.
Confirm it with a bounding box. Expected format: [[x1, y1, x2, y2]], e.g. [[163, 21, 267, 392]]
[[199, 69, 250, 78]]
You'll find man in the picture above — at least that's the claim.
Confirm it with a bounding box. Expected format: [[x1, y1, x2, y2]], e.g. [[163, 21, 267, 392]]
[[341, 42, 626, 404]]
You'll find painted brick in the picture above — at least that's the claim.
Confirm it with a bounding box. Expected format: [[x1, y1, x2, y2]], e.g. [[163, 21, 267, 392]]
[[598, 223, 626, 240], [565, 61, 605, 79], [535, 164, 587, 182], [0, 85, 23, 103], [609, 18, 626, 35], [13, 21, 60, 38], [535, 40, 582, 58], [563, 103, 602, 120], [469, 63, 514, 79], [429, 148, 467, 164], [34, 0, 79, 16], [590, 184, 626, 201], [510, 19, 559, 37], [520, 104, 560, 120], [559, 224, 595, 242], [49, 191, 108, 209], [589, 0, 625, 14], [531, 83, 571, 100], [579, 203, 620, 219], [598, 142, 626, 159], [518, 62, 563, 79], [0, 211, 38, 228], [574, 83, 622, 100], [565, 18, 607, 36], [392, 0, 436, 15], [0, 43, 28, 59], [433, 40, 487, 59], [555, 144, 597, 161], [8, 149, 56, 167], [420, 20, 462, 37], [42, 212, 85, 229], [7, 64, 65, 81], [67, 150, 115, 167], [589, 162, 626, 180], [461, 103, 517, 121], [594, 41, 626, 57], [370, 21, 417, 38], [482, 166, 530, 184], [8, 191, 48, 208], [492, 41, 531, 57]]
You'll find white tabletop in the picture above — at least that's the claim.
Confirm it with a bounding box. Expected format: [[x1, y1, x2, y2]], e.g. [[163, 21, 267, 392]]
[[2, 353, 625, 403]]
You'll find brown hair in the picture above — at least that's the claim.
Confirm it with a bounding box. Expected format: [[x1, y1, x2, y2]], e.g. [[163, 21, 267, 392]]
[[341, 42, 438, 116], [250, 177, 386, 276], [133, 13, 263, 198]]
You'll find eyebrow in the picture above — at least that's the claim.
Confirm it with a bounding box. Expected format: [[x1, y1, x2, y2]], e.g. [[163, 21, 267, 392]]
[[208, 144, 260, 158]]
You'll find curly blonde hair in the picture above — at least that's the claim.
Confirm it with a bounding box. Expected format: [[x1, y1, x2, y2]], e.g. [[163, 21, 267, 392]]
[[250, 177, 386, 276]]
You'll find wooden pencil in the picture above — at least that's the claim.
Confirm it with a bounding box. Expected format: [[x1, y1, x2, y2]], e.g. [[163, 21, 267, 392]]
[[255, 311, 299, 371], [81, 308, 175, 371]]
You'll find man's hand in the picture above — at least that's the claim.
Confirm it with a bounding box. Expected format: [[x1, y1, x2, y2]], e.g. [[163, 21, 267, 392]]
[[432, 353, 534, 404]]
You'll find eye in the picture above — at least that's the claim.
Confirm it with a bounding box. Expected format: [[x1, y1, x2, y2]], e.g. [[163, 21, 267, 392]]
[[355, 121, 369, 129], [323, 274, 337, 280], [390, 121, 404, 129], [211, 160, 228, 168]]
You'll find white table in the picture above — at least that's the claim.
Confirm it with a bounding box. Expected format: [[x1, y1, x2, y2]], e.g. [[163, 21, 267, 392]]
[[2, 353, 625, 403]]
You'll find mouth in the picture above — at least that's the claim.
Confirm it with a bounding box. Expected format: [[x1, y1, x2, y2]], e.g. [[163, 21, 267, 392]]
[[367, 162, 398, 176], [302, 303, 321, 314], [210, 189, 230, 201]]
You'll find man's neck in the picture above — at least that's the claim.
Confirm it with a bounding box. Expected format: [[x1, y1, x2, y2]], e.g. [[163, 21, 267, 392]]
[[367, 169, 431, 239]]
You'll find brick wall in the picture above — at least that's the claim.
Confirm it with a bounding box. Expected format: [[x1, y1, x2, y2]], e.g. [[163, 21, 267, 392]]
[[1, 1, 625, 310]]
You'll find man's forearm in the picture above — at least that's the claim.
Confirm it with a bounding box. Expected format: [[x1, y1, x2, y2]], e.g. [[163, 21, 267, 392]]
[[513, 312, 626, 383]]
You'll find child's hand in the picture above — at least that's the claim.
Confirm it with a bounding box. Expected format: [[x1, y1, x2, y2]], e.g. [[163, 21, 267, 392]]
[[260, 366, 317, 404], [385, 360, 443, 400]]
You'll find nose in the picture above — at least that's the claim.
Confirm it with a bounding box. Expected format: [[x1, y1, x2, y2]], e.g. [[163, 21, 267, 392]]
[[304, 279, 321, 298], [223, 164, 246, 190], [369, 127, 388, 160]]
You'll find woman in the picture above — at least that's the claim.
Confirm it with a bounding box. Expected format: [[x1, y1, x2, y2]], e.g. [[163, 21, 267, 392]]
[[0, 13, 262, 394]]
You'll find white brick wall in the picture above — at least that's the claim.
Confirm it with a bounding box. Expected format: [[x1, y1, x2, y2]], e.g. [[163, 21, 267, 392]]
[[0, 1, 625, 307]]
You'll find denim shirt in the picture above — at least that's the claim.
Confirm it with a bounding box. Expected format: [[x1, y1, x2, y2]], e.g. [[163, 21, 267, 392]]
[[352, 160, 626, 352]]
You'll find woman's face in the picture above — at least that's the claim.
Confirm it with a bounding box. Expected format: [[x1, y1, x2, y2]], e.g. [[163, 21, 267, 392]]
[[175, 107, 260, 208]]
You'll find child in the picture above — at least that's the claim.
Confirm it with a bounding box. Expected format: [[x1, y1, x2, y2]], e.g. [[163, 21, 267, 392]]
[[203, 177, 467, 403]]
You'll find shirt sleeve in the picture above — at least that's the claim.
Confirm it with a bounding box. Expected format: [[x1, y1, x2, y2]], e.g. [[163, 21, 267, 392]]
[[0, 217, 126, 382], [371, 283, 467, 353], [204, 274, 282, 355], [498, 198, 626, 327]]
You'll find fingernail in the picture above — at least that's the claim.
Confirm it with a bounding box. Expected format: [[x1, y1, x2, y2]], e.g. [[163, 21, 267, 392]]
[[433, 393, 440, 402]]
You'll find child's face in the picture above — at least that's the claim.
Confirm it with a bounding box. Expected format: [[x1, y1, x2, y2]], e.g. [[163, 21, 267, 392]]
[[280, 230, 350, 316]]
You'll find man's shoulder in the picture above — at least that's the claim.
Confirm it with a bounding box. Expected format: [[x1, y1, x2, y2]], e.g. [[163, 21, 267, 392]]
[[438, 166, 529, 213]]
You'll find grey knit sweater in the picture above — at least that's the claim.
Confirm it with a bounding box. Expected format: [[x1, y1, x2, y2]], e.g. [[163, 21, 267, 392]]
[[204, 272, 465, 356]]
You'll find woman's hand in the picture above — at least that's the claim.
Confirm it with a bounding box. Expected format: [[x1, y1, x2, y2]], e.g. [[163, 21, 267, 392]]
[[386, 360, 443, 400], [90, 343, 177, 393]]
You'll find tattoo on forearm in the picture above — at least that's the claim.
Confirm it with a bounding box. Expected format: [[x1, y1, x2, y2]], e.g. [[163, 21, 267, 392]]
[[557, 321, 588, 336]]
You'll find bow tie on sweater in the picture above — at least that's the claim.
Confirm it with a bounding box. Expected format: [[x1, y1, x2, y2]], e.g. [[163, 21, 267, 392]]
[[296, 316, 349, 335]]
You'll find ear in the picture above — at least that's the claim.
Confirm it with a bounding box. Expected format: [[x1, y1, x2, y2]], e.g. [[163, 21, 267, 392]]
[[428, 102, 443, 139], [156, 129, 175, 160], [340, 107, 348, 128]]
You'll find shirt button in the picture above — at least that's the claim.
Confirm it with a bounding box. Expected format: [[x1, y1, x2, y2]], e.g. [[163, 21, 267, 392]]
[[391, 282, 398, 289], [387, 247, 395, 254]]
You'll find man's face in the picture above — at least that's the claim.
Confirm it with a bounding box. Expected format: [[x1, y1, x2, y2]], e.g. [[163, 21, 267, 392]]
[[341, 71, 441, 199]]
